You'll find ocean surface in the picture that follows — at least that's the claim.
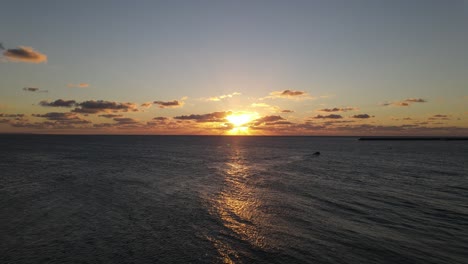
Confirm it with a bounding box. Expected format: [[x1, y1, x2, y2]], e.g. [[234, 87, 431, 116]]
[[1, 135, 467, 264]]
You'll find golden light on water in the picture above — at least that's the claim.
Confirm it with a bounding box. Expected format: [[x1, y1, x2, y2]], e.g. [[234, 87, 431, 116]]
[[206, 145, 273, 263]]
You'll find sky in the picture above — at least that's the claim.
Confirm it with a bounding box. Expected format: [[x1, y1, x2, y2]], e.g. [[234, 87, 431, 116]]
[[1, 0, 467, 135]]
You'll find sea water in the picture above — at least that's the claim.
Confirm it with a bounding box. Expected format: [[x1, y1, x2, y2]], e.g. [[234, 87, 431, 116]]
[[1, 135, 467, 263]]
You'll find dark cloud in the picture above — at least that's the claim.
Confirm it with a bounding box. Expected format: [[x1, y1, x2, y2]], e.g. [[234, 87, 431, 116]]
[[253, 115, 284, 125], [174, 111, 231, 122], [32, 112, 91, 124], [351, 114, 373, 119], [405, 98, 426, 103], [281, 109, 294, 113], [314, 114, 343, 119], [39, 99, 76, 107], [383, 98, 427, 107], [281, 90, 305, 96], [72, 100, 138, 114], [99, 114, 123, 118], [153, 100, 184, 108], [318, 107, 357, 112], [265, 121, 293, 126], [113, 117, 139, 125], [264, 90, 312, 100], [23, 87, 47, 92], [153, 117, 168, 121], [3, 46, 47, 63]]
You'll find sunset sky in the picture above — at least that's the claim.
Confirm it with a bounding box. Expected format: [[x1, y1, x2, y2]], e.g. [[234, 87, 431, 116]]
[[1, 0, 467, 135]]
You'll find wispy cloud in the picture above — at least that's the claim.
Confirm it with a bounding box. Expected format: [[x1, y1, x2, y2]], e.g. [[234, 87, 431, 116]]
[[113, 117, 140, 125], [318, 107, 357, 112], [153, 100, 185, 108], [383, 98, 427, 107], [141, 102, 153, 108], [262, 90, 313, 100], [207, 92, 241, 101], [3, 46, 47, 63], [23, 87, 47, 93], [0, 113, 25, 118], [174, 111, 231, 122], [314, 114, 343, 119], [98, 114, 123, 118], [67, 83, 89, 88], [428, 114, 450, 120]]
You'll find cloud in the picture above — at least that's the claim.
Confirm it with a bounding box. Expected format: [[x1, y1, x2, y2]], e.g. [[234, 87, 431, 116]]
[[141, 102, 153, 108], [113, 117, 140, 125], [153, 117, 168, 121], [314, 114, 343, 119], [265, 121, 293, 126], [281, 110, 294, 113], [3, 46, 47, 63], [262, 90, 313, 100], [72, 100, 138, 114], [0, 43, 4, 50], [428, 114, 450, 120], [23, 87, 47, 93], [32, 112, 91, 125], [98, 114, 123, 118], [280, 90, 305, 96], [67, 83, 89, 88], [351, 114, 373, 119], [207, 92, 241, 101], [405, 98, 426, 103], [383, 98, 427, 107], [0, 113, 25, 118], [174, 111, 231, 122], [39, 99, 76, 107], [153, 100, 184, 108], [253, 115, 284, 125], [93, 123, 114, 128], [318, 107, 357, 112], [251, 103, 272, 108]]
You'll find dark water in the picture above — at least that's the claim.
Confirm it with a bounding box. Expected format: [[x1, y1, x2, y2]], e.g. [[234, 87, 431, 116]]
[[1, 135, 467, 264]]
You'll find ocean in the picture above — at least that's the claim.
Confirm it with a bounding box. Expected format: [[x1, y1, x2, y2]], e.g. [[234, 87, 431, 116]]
[[1, 135, 467, 263]]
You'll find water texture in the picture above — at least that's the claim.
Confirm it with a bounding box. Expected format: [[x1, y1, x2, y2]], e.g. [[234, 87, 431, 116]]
[[1, 135, 467, 263]]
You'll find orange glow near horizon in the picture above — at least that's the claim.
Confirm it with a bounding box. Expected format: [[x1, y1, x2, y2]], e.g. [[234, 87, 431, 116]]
[[226, 112, 258, 135]]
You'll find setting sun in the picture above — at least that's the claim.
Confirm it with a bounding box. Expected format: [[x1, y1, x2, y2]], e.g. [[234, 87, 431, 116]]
[[226, 113, 257, 127]]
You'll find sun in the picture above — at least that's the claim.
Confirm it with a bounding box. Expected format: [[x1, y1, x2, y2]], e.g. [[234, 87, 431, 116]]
[[226, 113, 253, 127], [226, 112, 258, 135]]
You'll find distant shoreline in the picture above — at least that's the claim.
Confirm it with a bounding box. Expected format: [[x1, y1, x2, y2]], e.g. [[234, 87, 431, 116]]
[[359, 137, 468, 141]]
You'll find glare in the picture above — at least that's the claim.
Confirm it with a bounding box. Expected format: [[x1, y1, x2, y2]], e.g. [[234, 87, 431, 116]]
[[226, 113, 254, 127]]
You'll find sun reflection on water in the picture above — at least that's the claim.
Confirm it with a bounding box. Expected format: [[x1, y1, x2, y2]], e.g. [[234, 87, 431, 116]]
[[207, 146, 271, 263]]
